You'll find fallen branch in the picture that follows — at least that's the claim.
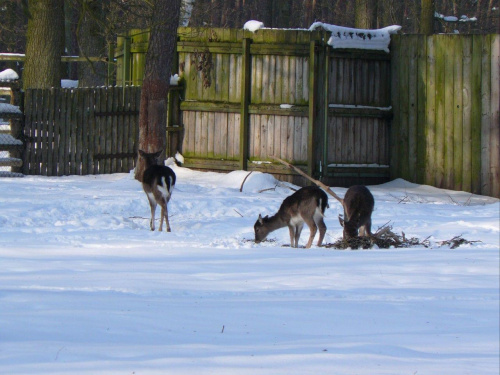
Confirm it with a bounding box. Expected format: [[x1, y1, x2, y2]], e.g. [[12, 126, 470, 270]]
[[240, 171, 253, 192], [270, 156, 344, 205], [325, 223, 431, 249], [438, 235, 481, 249]]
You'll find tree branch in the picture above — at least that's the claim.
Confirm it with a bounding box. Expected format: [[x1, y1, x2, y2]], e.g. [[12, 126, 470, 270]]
[[270, 156, 344, 206]]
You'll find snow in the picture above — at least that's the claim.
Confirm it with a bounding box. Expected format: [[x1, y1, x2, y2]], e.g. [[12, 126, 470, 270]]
[[244, 20, 265, 33], [309, 23, 401, 53], [435, 12, 477, 23], [0, 168, 498, 374], [0, 68, 19, 81], [61, 79, 78, 88], [180, 0, 195, 27], [170, 73, 180, 86], [0, 102, 21, 114]]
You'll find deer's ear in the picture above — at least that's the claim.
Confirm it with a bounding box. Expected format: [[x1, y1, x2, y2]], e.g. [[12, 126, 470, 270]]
[[153, 150, 163, 158], [258, 214, 263, 224], [138, 150, 146, 157]]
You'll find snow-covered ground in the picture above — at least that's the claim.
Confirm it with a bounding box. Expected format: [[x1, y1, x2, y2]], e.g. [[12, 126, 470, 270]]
[[1, 166, 498, 374]]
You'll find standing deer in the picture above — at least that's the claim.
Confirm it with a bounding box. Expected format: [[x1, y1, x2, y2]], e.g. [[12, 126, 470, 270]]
[[254, 186, 328, 248], [338, 185, 374, 239], [138, 149, 176, 232]]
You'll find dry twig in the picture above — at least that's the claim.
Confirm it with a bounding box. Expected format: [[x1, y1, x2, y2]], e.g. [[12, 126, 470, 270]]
[[438, 235, 481, 249], [325, 223, 430, 250]]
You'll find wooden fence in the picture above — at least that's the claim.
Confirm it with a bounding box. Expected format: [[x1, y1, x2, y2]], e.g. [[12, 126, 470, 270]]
[[392, 34, 499, 197], [20, 29, 500, 198], [23, 87, 141, 176], [129, 27, 390, 186]]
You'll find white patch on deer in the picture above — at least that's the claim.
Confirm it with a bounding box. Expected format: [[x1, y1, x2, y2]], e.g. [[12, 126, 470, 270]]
[[289, 215, 304, 226], [157, 177, 171, 200], [147, 192, 155, 203]]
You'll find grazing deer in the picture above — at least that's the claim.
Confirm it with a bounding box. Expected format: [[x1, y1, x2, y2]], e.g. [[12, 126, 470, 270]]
[[338, 185, 374, 239], [138, 149, 176, 232], [254, 186, 328, 248]]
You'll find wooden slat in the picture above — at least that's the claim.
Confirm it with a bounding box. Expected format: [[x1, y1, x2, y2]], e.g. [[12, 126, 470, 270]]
[[470, 35, 483, 194], [480, 35, 492, 197], [461, 36, 473, 192], [435, 36, 446, 188], [490, 35, 500, 197], [408, 36, 418, 182], [444, 35, 455, 189], [75, 89, 84, 175], [452, 37, 464, 191]]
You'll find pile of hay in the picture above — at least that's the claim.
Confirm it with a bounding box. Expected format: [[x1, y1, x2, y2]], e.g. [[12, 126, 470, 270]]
[[325, 224, 480, 250], [325, 223, 430, 250]]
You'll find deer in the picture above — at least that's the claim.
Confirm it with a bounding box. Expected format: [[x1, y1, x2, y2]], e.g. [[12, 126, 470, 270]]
[[254, 186, 329, 248], [338, 185, 374, 239], [138, 149, 176, 232]]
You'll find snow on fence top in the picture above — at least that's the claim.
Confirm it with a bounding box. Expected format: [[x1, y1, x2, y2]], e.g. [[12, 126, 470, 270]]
[[241, 20, 401, 53], [309, 22, 401, 53], [0, 103, 21, 114], [243, 20, 265, 33], [0, 69, 19, 82]]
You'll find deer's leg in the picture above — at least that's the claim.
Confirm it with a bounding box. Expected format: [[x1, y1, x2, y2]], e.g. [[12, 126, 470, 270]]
[[159, 207, 165, 231], [303, 218, 317, 249], [295, 223, 304, 248], [288, 225, 296, 247], [163, 201, 171, 232], [147, 195, 157, 231], [360, 218, 372, 237], [315, 217, 327, 246]]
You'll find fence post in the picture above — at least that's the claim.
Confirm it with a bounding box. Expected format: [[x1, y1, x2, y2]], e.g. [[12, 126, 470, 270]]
[[123, 36, 131, 86], [307, 40, 317, 178], [239, 38, 251, 171]]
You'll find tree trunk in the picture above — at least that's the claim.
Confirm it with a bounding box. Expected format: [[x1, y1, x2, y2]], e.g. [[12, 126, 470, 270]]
[[355, 0, 378, 29], [77, 0, 108, 87], [420, 0, 435, 34], [135, 0, 181, 181], [23, 0, 65, 89]]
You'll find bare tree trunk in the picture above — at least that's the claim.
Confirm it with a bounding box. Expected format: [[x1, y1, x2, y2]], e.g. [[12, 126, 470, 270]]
[[355, 0, 377, 29], [76, 0, 108, 87], [23, 0, 65, 89], [420, 0, 435, 34], [135, 0, 181, 181]]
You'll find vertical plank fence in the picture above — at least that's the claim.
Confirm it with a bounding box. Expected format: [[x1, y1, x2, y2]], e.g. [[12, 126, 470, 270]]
[[392, 34, 499, 198], [18, 29, 499, 198], [23, 87, 141, 176]]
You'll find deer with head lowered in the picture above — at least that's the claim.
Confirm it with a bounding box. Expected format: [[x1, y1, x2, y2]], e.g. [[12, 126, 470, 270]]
[[338, 185, 374, 239], [138, 149, 176, 232], [254, 186, 329, 248]]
